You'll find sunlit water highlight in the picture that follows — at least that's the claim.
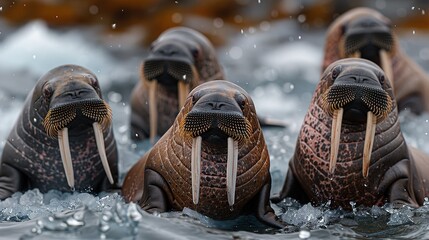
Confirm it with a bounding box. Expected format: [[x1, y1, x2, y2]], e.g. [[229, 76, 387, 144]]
[[0, 20, 428, 239]]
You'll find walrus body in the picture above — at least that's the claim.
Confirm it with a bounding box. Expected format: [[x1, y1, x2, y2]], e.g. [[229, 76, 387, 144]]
[[130, 27, 224, 141], [272, 59, 429, 209], [322, 7, 429, 113], [123, 81, 283, 228], [0, 65, 118, 199]]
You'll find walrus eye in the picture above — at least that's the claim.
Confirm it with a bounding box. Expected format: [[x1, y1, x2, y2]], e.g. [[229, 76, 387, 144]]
[[332, 65, 342, 80], [43, 84, 53, 99], [378, 74, 385, 85], [191, 48, 199, 59], [236, 94, 246, 110], [192, 91, 201, 105]]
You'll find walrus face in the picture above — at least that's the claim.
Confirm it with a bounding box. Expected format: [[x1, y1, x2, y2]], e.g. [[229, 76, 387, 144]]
[[143, 40, 200, 142], [181, 81, 253, 207], [40, 66, 114, 189], [342, 16, 394, 86], [320, 59, 393, 177]]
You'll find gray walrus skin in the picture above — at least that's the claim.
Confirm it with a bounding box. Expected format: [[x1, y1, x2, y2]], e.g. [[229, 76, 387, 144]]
[[123, 81, 285, 228], [0, 65, 118, 200], [272, 58, 429, 209], [322, 7, 429, 114], [130, 27, 224, 142]]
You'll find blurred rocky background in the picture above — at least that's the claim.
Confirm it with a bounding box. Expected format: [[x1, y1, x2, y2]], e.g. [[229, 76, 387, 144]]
[[0, 0, 428, 46]]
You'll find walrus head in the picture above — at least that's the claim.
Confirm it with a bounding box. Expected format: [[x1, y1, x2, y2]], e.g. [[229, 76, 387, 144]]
[[324, 8, 396, 86], [319, 59, 393, 178], [180, 81, 254, 207], [36, 65, 114, 189], [142, 27, 206, 142]]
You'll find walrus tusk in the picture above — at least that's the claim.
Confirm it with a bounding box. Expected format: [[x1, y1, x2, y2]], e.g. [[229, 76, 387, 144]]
[[149, 80, 158, 144], [191, 136, 202, 205], [93, 122, 114, 184], [178, 81, 190, 110], [227, 137, 238, 207], [362, 112, 377, 178], [58, 127, 75, 188], [330, 108, 343, 174], [351, 51, 361, 58], [380, 50, 393, 88]]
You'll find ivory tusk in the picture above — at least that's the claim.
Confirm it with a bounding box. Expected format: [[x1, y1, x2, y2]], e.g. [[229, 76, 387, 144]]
[[227, 137, 238, 207], [93, 122, 114, 184], [58, 127, 75, 188], [362, 112, 377, 178], [148, 80, 158, 144], [329, 108, 343, 174], [380, 50, 393, 89], [178, 81, 190, 110], [191, 136, 202, 205]]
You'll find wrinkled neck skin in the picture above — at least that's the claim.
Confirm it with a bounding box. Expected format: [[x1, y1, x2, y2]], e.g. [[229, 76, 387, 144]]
[[2, 88, 117, 193], [145, 102, 270, 219], [291, 84, 409, 209]]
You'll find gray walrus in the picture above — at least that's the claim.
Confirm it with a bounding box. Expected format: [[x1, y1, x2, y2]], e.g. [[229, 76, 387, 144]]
[[123, 81, 284, 228], [0, 65, 118, 200], [130, 27, 224, 142], [322, 7, 429, 114], [272, 58, 429, 209]]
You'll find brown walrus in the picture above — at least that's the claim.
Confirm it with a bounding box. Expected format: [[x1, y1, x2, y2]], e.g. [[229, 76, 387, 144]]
[[123, 80, 284, 228], [0, 65, 118, 200], [322, 7, 429, 114], [130, 27, 224, 142], [272, 58, 429, 209]]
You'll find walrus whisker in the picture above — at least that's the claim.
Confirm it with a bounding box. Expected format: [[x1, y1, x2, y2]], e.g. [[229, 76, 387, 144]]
[[363, 112, 377, 178], [227, 137, 238, 207], [178, 81, 190, 110], [58, 127, 75, 189], [148, 80, 158, 144], [191, 136, 202, 205], [93, 122, 114, 184], [380, 49, 393, 89], [330, 108, 343, 174]]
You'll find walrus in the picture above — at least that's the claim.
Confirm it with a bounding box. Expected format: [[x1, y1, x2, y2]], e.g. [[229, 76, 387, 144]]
[[272, 58, 429, 209], [0, 65, 118, 200], [322, 7, 429, 114], [130, 27, 224, 142], [123, 81, 284, 228]]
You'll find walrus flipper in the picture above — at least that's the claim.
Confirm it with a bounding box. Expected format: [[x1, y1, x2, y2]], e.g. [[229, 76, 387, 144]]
[[254, 179, 286, 228], [140, 169, 174, 213], [380, 158, 422, 208], [0, 163, 26, 200], [271, 165, 310, 204]]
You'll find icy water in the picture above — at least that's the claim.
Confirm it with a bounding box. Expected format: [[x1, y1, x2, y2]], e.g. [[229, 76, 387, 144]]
[[0, 20, 429, 239]]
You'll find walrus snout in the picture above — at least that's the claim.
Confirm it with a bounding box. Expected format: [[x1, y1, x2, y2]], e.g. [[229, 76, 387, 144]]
[[344, 17, 393, 58]]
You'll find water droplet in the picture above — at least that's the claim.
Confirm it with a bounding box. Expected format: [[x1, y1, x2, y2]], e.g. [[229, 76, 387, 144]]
[[229, 46, 243, 60], [0, 7, 3, 11], [182, 74, 187, 80], [33, 118, 37, 123], [111, 23, 116, 29], [412, 6, 415, 10], [171, 13, 182, 23], [253, 44, 257, 48], [213, 18, 224, 28], [413, 30, 416, 34], [258, 0, 261, 3], [240, 29, 244, 34], [297, 14, 306, 23], [298, 35, 302, 40], [32, 55, 36, 59], [299, 230, 311, 239], [89, 5, 98, 15]]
